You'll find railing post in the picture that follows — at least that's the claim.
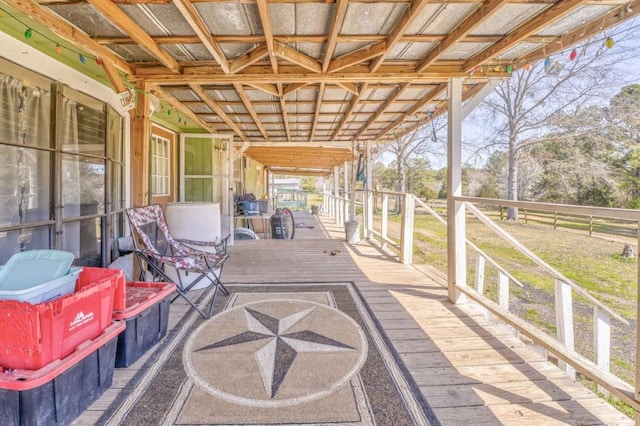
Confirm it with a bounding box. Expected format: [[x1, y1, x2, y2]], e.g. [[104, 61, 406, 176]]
[[524, 209, 527, 224], [475, 255, 485, 294], [498, 271, 509, 310], [400, 193, 414, 265], [589, 216, 593, 237], [635, 220, 640, 421], [594, 306, 611, 395], [366, 190, 373, 239], [554, 212, 558, 230], [381, 193, 389, 250], [555, 279, 576, 379], [500, 206, 504, 221]]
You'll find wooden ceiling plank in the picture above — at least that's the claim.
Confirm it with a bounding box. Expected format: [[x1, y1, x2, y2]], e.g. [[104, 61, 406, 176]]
[[246, 83, 281, 97], [151, 85, 220, 132], [86, 0, 180, 73], [353, 82, 410, 140], [378, 82, 447, 138], [2, 0, 132, 74], [310, 82, 326, 141], [331, 83, 368, 142], [172, 0, 230, 73], [328, 41, 387, 73], [322, 0, 350, 73], [234, 83, 269, 140], [189, 83, 249, 141], [371, 0, 431, 72], [273, 42, 322, 73], [520, 0, 640, 67], [256, 0, 279, 73], [462, 0, 590, 72], [230, 43, 270, 74], [417, 0, 509, 73]]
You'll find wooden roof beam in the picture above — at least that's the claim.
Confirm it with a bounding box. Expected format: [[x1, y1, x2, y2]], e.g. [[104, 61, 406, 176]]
[[328, 41, 387, 73], [234, 83, 269, 140], [273, 42, 322, 73], [353, 82, 410, 140], [283, 83, 309, 96], [151, 85, 220, 133], [189, 83, 249, 141], [246, 83, 280, 97], [2, 0, 132, 74], [230, 44, 269, 74], [520, 0, 640, 67], [256, 0, 279, 73], [310, 82, 326, 141], [371, 0, 432, 72], [87, 0, 180, 73], [463, 0, 590, 72], [417, 0, 509, 73], [322, 0, 350, 73], [172, 0, 230, 73], [378, 82, 447, 139], [335, 82, 359, 96], [331, 83, 368, 142]]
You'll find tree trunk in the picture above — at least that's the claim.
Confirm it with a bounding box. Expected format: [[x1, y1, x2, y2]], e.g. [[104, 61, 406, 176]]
[[507, 140, 519, 221]]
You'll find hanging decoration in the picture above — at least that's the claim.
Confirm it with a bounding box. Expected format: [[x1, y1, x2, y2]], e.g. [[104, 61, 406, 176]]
[[524, 63, 532, 71], [55, 44, 63, 54], [544, 57, 551, 68], [506, 64, 513, 73], [24, 28, 32, 39], [569, 49, 577, 60], [605, 37, 615, 48]]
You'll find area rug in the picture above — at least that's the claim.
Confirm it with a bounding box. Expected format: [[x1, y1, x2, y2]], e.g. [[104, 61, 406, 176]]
[[99, 282, 440, 425]]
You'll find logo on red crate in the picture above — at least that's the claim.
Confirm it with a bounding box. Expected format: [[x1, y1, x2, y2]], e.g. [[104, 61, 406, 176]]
[[68, 311, 95, 331]]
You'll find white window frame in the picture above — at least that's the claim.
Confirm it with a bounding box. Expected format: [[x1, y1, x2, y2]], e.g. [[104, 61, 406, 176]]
[[151, 134, 170, 196]]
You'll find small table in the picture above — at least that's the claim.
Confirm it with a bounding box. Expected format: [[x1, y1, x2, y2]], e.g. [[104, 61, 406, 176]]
[[234, 212, 273, 239]]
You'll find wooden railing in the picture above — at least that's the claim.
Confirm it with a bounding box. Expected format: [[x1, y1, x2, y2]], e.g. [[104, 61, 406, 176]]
[[323, 190, 640, 417]]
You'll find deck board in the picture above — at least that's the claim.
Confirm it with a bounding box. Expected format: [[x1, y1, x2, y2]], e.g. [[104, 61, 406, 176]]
[[73, 211, 632, 425]]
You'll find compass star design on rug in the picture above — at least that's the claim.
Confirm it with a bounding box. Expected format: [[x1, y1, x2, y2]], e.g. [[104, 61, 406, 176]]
[[194, 306, 357, 398], [183, 298, 368, 408]]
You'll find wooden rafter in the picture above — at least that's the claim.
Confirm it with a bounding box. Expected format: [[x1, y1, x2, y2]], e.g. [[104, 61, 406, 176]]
[[331, 83, 368, 142], [310, 82, 326, 141], [246, 83, 280, 97], [322, 0, 350, 73], [234, 83, 269, 140], [86, 0, 180, 73], [172, 0, 230, 73], [519, 0, 640, 67], [2, 0, 132, 74], [353, 82, 411, 140], [370, 0, 431, 72], [256, 0, 279, 73], [230, 44, 270, 74], [335, 82, 359, 96], [328, 41, 387, 73], [416, 0, 509, 73], [462, 0, 590, 72], [283, 83, 309, 96], [378, 82, 447, 139], [189, 83, 249, 141], [152, 85, 219, 133], [273, 42, 322, 73], [278, 84, 291, 141]]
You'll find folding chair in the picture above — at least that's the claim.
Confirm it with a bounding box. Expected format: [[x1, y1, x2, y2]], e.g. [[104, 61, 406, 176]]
[[125, 204, 229, 318]]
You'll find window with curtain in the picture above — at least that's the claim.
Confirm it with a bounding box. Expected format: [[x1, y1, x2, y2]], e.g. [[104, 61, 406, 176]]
[[151, 134, 170, 196], [0, 58, 125, 266]]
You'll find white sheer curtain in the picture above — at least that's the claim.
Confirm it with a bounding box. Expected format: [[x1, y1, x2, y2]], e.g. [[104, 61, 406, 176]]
[[61, 98, 81, 257]]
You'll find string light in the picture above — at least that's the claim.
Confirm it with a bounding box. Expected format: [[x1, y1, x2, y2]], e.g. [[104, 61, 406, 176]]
[[569, 49, 577, 60], [506, 64, 513, 73], [55, 44, 62, 54], [544, 57, 551, 68], [79, 54, 86, 64], [24, 28, 32, 39], [524, 63, 532, 71], [605, 37, 615, 48]]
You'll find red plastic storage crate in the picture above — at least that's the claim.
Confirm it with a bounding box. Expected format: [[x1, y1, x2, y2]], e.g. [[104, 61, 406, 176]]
[[0, 267, 120, 370], [112, 281, 175, 367], [0, 321, 125, 426], [77, 266, 126, 312]]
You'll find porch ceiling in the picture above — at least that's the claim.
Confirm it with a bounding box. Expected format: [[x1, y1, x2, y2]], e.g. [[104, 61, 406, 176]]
[[3, 0, 638, 173]]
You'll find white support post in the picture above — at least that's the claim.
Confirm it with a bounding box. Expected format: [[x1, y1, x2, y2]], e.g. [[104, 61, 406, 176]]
[[333, 166, 340, 222], [381, 193, 389, 250], [594, 306, 611, 395], [344, 161, 351, 221], [400, 194, 415, 265], [475, 255, 485, 294], [365, 143, 374, 239], [555, 279, 576, 379], [636, 221, 640, 423], [447, 77, 466, 304], [498, 271, 509, 310]]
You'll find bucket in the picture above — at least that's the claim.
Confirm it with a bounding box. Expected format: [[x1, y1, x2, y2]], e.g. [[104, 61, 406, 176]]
[[311, 205, 320, 215], [345, 221, 360, 243]]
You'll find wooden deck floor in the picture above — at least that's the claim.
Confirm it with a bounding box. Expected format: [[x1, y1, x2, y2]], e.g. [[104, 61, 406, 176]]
[[74, 211, 632, 425]]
